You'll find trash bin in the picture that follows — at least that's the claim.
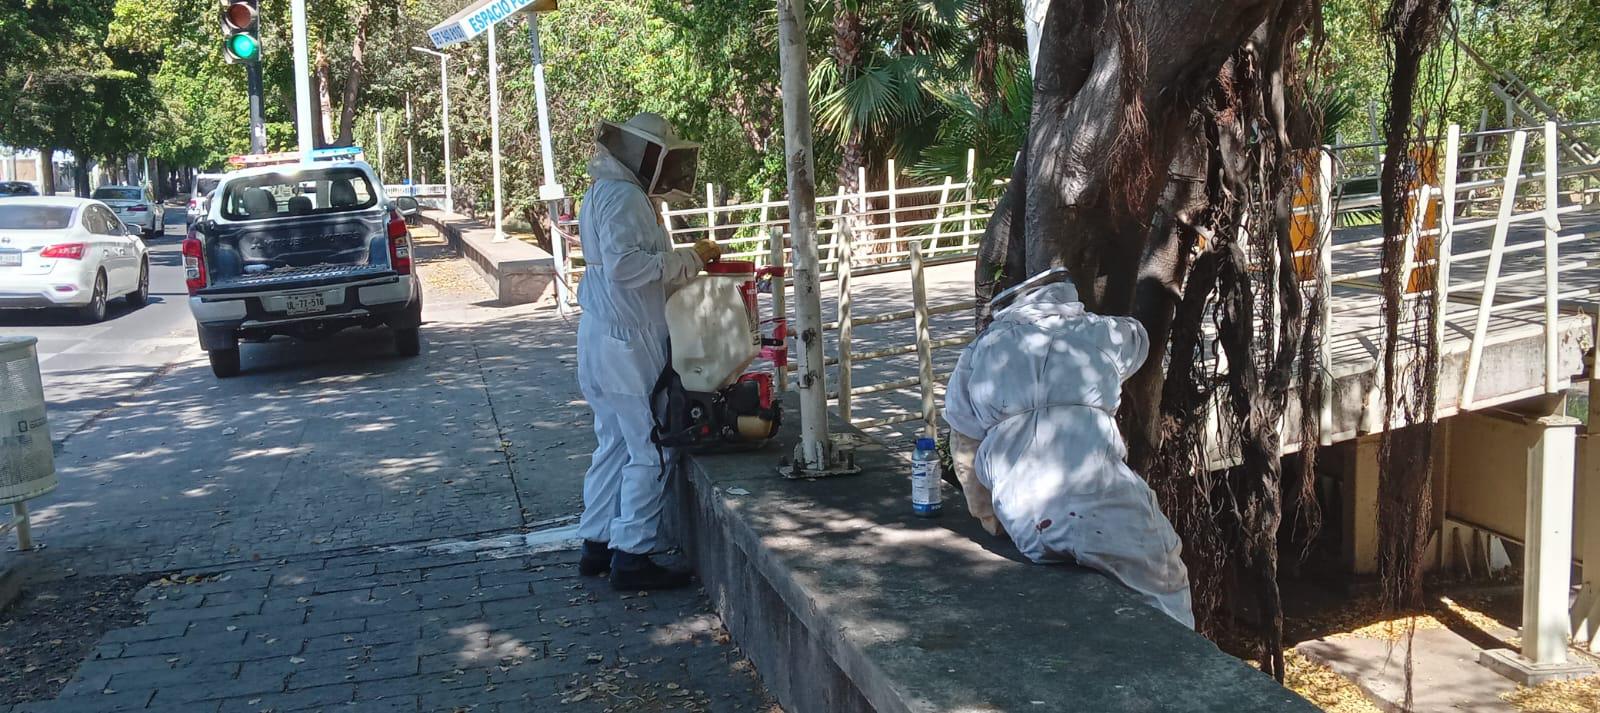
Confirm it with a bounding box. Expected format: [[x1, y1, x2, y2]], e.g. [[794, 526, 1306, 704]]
[[0, 336, 55, 506]]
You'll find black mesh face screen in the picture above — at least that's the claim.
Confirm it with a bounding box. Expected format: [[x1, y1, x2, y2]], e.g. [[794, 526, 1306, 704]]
[[638, 142, 663, 188], [656, 147, 698, 197]]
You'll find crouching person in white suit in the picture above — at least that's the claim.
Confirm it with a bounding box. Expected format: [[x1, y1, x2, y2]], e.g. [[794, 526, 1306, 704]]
[[942, 270, 1195, 628]]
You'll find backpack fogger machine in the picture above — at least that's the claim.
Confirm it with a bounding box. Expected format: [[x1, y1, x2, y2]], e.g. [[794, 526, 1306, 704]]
[[653, 260, 786, 450]]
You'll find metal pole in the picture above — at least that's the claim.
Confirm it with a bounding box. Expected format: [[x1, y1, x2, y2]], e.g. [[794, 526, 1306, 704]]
[[1543, 121, 1561, 393], [487, 23, 506, 241], [441, 55, 452, 212], [376, 110, 385, 178], [247, 64, 267, 153], [11, 502, 31, 551], [910, 242, 936, 441], [1317, 148, 1334, 446], [1461, 130, 1528, 408], [836, 197, 854, 425], [526, 12, 569, 310], [776, 0, 831, 473], [412, 46, 453, 211], [962, 148, 975, 249], [769, 227, 788, 394], [290, 0, 313, 154], [405, 94, 415, 184]]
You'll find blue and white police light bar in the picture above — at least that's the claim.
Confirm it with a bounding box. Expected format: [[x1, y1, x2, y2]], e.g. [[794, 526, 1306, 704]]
[[308, 146, 366, 162], [427, 0, 557, 49]]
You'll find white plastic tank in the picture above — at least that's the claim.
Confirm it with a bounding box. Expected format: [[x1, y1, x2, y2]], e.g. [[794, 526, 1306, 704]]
[[665, 260, 760, 393], [0, 336, 56, 505]]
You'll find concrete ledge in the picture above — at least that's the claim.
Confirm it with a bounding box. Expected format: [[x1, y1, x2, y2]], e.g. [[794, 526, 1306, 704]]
[[675, 406, 1316, 713], [420, 211, 556, 305], [1479, 647, 1597, 686]]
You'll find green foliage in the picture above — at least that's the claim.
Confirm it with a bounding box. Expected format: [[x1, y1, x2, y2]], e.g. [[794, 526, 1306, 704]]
[[0, 0, 160, 177], [909, 47, 1031, 194]]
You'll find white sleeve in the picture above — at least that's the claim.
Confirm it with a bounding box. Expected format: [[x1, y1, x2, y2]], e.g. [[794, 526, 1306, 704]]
[[942, 342, 987, 441], [1093, 315, 1149, 381], [594, 187, 704, 290]]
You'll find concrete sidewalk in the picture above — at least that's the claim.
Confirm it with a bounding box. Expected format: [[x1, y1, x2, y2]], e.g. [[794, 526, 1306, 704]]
[[1, 240, 773, 712]]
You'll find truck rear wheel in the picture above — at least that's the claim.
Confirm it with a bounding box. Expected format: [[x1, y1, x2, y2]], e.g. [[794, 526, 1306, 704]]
[[209, 347, 241, 378], [394, 327, 421, 357]]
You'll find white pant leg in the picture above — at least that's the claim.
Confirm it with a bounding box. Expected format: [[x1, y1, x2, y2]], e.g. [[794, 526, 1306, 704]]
[[577, 390, 627, 544], [601, 390, 669, 555]]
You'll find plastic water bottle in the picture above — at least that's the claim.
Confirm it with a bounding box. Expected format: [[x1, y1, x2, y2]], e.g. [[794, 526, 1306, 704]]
[[911, 437, 942, 517]]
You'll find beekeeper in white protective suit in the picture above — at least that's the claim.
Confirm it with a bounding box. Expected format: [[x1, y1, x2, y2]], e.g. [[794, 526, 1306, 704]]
[[574, 112, 722, 591], [943, 270, 1195, 628]]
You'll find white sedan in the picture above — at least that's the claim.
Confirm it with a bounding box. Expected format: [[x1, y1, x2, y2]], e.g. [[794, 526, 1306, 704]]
[[92, 185, 166, 238], [0, 197, 151, 322]]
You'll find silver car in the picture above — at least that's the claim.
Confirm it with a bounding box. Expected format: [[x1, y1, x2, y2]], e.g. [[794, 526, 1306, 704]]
[[187, 173, 223, 227], [92, 185, 166, 238]]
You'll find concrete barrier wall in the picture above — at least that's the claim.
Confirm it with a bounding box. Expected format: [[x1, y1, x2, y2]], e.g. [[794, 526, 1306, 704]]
[[419, 211, 556, 305], [675, 405, 1317, 712]]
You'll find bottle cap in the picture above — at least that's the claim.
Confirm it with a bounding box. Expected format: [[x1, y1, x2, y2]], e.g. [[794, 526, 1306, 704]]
[[915, 437, 936, 450]]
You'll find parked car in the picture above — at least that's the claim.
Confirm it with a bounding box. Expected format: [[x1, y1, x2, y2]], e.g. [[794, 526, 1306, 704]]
[[92, 185, 165, 238], [187, 173, 223, 227], [184, 159, 422, 377], [0, 197, 151, 322], [0, 182, 39, 197]]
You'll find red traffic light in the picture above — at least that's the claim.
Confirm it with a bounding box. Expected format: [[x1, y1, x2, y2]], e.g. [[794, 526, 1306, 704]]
[[223, 1, 255, 31]]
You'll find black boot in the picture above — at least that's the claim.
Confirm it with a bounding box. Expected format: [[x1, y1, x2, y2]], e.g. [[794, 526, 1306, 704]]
[[578, 540, 613, 577], [609, 551, 693, 591]]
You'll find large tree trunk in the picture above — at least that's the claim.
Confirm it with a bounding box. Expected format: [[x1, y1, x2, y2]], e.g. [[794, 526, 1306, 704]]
[[313, 44, 334, 147], [982, 0, 1330, 674], [72, 155, 90, 198], [335, 8, 371, 146], [1023, 0, 1275, 314], [831, 8, 865, 197], [37, 148, 54, 195], [973, 157, 1028, 331]]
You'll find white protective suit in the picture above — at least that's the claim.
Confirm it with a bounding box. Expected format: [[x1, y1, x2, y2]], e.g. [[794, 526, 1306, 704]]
[[575, 143, 706, 556], [943, 280, 1196, 628]]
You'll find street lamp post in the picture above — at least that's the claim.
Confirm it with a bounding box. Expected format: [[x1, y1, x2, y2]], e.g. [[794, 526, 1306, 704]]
[[290, 0, 313, 153], [375, 110, 386, 178], [525, 11, 570, 311], [487, 23, 506, 241], [405, 95, 415, 184], [411, 47, 453, 212]]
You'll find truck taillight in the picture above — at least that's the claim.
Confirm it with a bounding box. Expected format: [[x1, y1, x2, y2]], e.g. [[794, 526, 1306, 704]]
[[387, 208, 411, 275], [40, 243, 85, 259], [181, 236, 206, 294]]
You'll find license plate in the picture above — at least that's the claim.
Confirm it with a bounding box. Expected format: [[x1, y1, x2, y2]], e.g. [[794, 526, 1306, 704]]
[[284, 292, 326, 316], [0, 253, 19, 266]]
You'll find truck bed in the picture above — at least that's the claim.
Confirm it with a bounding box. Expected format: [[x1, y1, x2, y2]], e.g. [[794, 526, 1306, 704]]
[[197, 210, 394, 295]]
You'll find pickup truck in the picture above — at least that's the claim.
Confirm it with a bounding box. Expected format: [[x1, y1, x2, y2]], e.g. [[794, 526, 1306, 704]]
[[183, 160, 422, 377]]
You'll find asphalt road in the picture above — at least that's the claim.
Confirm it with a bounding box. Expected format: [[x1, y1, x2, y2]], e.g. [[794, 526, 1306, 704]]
[[0, 205, 195, 439]]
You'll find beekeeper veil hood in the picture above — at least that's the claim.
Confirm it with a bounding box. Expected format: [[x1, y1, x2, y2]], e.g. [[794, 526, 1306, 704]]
[[988, 267, 1080, 314], [595, 112, 700, 203]]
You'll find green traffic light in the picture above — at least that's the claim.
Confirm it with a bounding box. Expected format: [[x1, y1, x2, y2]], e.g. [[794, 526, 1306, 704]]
[[228, 33, 259, 60]]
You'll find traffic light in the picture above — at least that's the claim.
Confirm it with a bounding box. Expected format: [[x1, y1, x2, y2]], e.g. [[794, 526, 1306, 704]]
[[220, 0, 260, 64]]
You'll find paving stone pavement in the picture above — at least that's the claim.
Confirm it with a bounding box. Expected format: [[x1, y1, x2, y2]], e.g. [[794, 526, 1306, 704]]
[[1, 244, 775, 712], [11, 542, 770, 712]]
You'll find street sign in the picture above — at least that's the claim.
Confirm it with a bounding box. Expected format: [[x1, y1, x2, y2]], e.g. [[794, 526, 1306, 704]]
[[427, 0, 555, 49]]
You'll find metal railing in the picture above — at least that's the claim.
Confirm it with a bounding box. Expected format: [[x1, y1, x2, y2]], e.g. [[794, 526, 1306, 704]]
[[555, 120, 1600, 444], [561, 150, 998, 288], [1312, 119, 1600, 440]]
